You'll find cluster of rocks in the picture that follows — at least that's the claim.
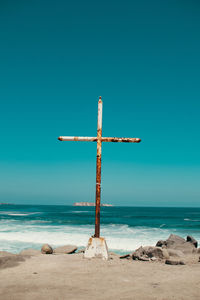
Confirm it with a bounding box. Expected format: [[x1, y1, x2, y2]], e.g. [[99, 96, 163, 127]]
[[41, 244, 78, 255], [1, 234, 199, 269], [20, 234, 200, 266], [121, 234, 199, 265], [12, 244, 79, 257], [0, 244, 81, 270]]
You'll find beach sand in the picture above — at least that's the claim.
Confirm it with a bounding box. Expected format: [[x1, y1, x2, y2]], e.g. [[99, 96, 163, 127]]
[[0, 252, 200, 300]]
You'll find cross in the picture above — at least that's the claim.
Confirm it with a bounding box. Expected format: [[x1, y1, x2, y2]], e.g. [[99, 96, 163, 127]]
[[58, 96, 141, 238]]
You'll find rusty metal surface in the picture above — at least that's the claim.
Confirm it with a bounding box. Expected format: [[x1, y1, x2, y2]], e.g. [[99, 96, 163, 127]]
[[95, 97, 102, 238], [58, 136, 141, 142], [101, 137, 141, 143], [58, 136, 97, 141]]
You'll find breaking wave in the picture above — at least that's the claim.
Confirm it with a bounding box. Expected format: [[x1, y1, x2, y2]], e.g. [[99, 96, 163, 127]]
[[1, 205, 200, 253], [0, 220, 183, 253]]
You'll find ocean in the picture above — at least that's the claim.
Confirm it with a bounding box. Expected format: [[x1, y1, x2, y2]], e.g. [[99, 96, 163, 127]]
[[0, 205, 200, 254]]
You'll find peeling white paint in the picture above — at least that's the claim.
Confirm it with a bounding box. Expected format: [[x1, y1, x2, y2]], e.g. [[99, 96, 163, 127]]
[[84, 237, 109, 260]]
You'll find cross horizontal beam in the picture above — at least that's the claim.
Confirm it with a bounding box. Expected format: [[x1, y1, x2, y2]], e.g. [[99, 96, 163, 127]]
[[58, 136, 141, 143]]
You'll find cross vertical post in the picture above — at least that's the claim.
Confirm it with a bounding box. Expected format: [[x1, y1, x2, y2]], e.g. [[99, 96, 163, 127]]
[[95, 96, 102, 238]]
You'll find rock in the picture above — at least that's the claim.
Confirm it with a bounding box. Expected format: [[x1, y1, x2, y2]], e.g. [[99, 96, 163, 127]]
[[132, 246, 169, 261], [187, 236, 198, 248], [53, 245, 77, 254], [156, 234, 197, 254], [120, 254, 131, 259], [132, 246, 146, 260], [165, 259, 185, 265], [20, 249, 41, 256], [166, 234, 185, 247], [41, 244, 53, 254], [165, 234, 195, 254], [131, 247, 150, 261], [167, 249, 184, 258], [197, 248, 200, 254], [156, 240, 167, 247], [145, 246, 169, 259]]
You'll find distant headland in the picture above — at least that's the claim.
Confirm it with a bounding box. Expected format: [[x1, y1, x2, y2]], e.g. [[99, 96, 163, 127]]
[[0, 203, 13, 205], [73, 202, 113, 207]]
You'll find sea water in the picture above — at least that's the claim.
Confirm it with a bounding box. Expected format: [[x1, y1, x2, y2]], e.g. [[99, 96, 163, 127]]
[[0, 205, 200, 254]]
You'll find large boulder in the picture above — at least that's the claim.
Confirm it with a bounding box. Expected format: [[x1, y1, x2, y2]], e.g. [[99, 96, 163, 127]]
[[53, 245, 77, 254], [166, 234, 196, 254], [132, 246, 169, 261], [156, 234, 196, 254], [165, 234, 185, 247], [186, 236, 198, 248], [41, 244, 53, 254]]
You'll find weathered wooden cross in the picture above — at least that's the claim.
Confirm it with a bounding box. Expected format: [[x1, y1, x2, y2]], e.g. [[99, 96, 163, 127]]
[[58, 96, 141, 240]]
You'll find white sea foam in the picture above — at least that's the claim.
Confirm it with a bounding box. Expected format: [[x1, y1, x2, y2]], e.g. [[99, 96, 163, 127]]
[[1, 218, 200, 253], [2, 212, 41, 216], [0, 221, 177, 252], [184, 218, 199, 222], [159, 224, 166, 228], [27, 220, 51, 224], [8, 213, 29, 216], [69, 211, 91, 214]]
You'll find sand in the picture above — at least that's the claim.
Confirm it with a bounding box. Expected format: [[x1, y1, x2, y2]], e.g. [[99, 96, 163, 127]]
[[0, 251, 200, 300]]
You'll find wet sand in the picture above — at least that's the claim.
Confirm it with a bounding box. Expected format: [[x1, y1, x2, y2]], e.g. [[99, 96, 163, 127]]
[[0, 252, 200, 300]]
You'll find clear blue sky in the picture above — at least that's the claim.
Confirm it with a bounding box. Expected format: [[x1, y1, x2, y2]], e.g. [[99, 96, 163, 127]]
[[0, 0, 200, 206]]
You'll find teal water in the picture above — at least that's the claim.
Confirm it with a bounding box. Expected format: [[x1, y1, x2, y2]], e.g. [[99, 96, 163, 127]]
[[0, 205, 200, 253]]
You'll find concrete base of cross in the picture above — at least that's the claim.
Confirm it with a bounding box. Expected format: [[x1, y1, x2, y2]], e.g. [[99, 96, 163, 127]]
[[84, 237, 109, 260]]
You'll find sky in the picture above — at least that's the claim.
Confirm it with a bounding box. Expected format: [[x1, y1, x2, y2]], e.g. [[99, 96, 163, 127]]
[[0, 0, 200, 206]]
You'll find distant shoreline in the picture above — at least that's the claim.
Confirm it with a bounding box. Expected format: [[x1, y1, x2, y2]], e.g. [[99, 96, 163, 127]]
[[73, 202, 113, 207], [1, 203, 200, 208]]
